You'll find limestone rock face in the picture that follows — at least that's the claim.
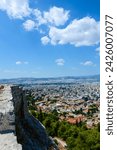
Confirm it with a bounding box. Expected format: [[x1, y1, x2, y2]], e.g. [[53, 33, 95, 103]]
[[0, 85, 58, 150]]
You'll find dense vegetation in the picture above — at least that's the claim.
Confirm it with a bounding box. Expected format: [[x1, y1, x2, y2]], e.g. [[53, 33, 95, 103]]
[[30, 109, 100, 150], [27, 94, 100, 150]]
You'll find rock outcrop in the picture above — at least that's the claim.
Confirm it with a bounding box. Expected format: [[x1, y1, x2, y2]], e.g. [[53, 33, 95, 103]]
[[0, 85, 58, 150]]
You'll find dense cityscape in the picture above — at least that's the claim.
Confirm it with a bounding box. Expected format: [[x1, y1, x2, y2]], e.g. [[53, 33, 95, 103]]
[[0, 76, 100, 150], [25, 80, 100, 129], [20, 77, 99, 149]]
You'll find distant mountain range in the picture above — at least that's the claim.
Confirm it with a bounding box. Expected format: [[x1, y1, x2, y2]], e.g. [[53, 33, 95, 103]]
[[0, 75, 100, 85]]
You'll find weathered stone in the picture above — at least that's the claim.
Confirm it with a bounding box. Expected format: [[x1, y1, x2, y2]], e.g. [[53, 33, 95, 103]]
[[0, 85, 22, 150], [0, 85, 58, 150]]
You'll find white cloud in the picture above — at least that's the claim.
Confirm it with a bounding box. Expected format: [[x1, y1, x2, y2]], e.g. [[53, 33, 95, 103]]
[[23, 9, 47, 31], [24, 61, 29, 64], [81, 61, 94, 66], [55, 58, 65, 66], [96, 46, 100, 55], [23, 20, 36, 31], [0, 0, 31, 19], [22, 6, 69, 32], [44, 6, 69, 26], [32, 9, 47, 25], [16, 61, 22, 65], [39, 29, 45, 34], [41, 36, 50, 45], [45, 17, 99, 47], [0, 1, 100, 49], [3, 69, 20, 73], [16, 61, 29, 65]]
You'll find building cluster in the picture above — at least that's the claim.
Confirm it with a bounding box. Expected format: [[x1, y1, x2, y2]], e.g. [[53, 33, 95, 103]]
[[26, 82, 100, 128]]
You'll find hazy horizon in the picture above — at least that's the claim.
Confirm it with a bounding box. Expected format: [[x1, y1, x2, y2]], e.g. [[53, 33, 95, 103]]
[[0, 74, 100, 80]]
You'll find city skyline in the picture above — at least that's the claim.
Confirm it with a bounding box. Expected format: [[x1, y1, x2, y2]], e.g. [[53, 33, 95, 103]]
[[0, 0, 100, 79]]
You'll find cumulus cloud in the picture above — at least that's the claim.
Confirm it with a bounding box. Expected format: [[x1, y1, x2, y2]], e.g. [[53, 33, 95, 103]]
[[41, 36, 50, 45], [32, 9, 47, 25], [0, 0, 31, 19], [46, 17, 100, 47], [81, 61, 95, 66], [16, 61, 29, 65], [23, 20, 36, 31], [55, 58, 65, 66], [23, 9, 47, 31], [0, 1, 100, 48], [44, 6, 69, 26]]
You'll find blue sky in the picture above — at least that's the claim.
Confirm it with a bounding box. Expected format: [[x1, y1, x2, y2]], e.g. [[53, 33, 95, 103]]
[[0, 0, 100, 79]]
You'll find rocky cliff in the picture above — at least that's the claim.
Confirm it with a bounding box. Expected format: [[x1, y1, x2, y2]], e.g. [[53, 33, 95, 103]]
[[0, 85, 58, 150]]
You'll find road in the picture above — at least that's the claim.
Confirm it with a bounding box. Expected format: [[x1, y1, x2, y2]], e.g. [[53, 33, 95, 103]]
[[54, 137, 67, 148]]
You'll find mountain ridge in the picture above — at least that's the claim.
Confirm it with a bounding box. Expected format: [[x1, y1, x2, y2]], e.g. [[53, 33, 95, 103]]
[[0, 75, 100, 84]]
